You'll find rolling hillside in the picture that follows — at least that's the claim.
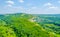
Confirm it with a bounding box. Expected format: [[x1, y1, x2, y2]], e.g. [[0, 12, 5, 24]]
[[0, 13, 59, 37], [33, 14, 60, 37]]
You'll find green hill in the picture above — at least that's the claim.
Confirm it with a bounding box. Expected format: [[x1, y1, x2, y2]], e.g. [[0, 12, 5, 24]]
[[0, 13, 57, 37], [33, 14, 60, 37]]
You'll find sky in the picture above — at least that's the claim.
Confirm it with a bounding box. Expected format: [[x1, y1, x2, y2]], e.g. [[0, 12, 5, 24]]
[[0, 0, 60, 14]]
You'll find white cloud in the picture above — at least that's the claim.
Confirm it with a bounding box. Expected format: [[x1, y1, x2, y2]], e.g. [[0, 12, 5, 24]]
[[1, 6, 25, 14], [49, 6, 58, 9], [48, 6, 58, 10], [19, 0, 24, 3], [6, 1, 14, 5], [24, 7, 42, 14], [44, 2, 58, 10], [7, 5, 12, 7], [6, 0, 14, 7], [44, 3, 52, 6]]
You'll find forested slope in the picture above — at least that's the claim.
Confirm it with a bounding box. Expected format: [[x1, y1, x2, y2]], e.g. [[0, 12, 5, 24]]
[[0, 13, 57, 37]]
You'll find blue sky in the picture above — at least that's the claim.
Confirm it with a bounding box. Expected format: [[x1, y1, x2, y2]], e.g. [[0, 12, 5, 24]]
[[0, 0, 60, 14]]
